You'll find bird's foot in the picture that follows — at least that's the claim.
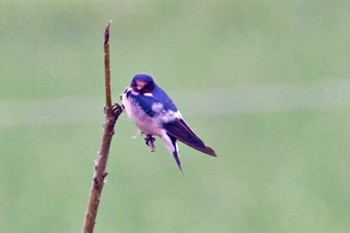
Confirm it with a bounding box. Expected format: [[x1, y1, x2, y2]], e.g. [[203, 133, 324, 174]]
[[145, 134, 156, 152], [112, 103, 124, 116]]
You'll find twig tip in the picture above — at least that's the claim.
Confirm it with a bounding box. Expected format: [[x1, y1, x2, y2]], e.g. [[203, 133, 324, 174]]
[[104, 21, 111, 44]]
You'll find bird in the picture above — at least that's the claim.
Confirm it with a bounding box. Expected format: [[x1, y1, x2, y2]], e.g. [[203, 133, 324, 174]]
[[122, 73, 216, 173]]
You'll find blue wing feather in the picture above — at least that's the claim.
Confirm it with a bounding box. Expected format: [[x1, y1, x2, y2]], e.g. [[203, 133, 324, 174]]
[[152, 86, 177, 112], [163, 119, 217, 157], [131, 94, 157, 117], [130, 85, 177, 117]]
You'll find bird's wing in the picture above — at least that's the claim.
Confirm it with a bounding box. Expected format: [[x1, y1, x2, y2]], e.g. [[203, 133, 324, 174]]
[[163, 119, 216, 157], [130, 93, 159, 117]]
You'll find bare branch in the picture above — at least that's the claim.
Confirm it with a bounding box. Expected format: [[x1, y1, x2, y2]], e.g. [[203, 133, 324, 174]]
[[82, 21, 122, 233], [104, 21, 112, 108]]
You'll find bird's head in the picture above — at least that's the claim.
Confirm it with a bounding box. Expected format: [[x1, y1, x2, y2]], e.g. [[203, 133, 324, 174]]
[[130, 73, 156, 94]]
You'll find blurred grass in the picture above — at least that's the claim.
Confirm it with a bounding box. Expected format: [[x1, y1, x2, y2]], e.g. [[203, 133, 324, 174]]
[[1, 0, 350, 232]]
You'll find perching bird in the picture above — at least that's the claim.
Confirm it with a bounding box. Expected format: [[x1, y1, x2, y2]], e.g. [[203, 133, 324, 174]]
[[122, 73, 216, 172]]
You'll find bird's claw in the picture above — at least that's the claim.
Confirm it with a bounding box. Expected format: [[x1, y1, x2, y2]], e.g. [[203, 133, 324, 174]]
[[145, 135, 156, 152], [111, 103, 124, 116]]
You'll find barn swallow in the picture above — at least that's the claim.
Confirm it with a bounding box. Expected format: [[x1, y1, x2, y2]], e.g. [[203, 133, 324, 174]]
[[122, 73, 216, 173]]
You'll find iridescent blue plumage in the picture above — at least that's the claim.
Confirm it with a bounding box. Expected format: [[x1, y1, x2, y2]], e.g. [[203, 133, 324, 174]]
[[128, 84, 177, 117], [122, 73, 216, 173]]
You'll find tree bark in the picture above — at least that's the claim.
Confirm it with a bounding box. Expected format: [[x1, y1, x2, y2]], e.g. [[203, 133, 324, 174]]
[[82, 21, 122, 233]]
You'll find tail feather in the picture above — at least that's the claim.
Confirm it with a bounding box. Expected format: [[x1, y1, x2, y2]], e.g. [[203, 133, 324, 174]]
[[172, 151, 183, 175], [167, 133, 183, 174]]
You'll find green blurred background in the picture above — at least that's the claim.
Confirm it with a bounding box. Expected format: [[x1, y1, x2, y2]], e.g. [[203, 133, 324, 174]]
[[2, 1, 350, 232]]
